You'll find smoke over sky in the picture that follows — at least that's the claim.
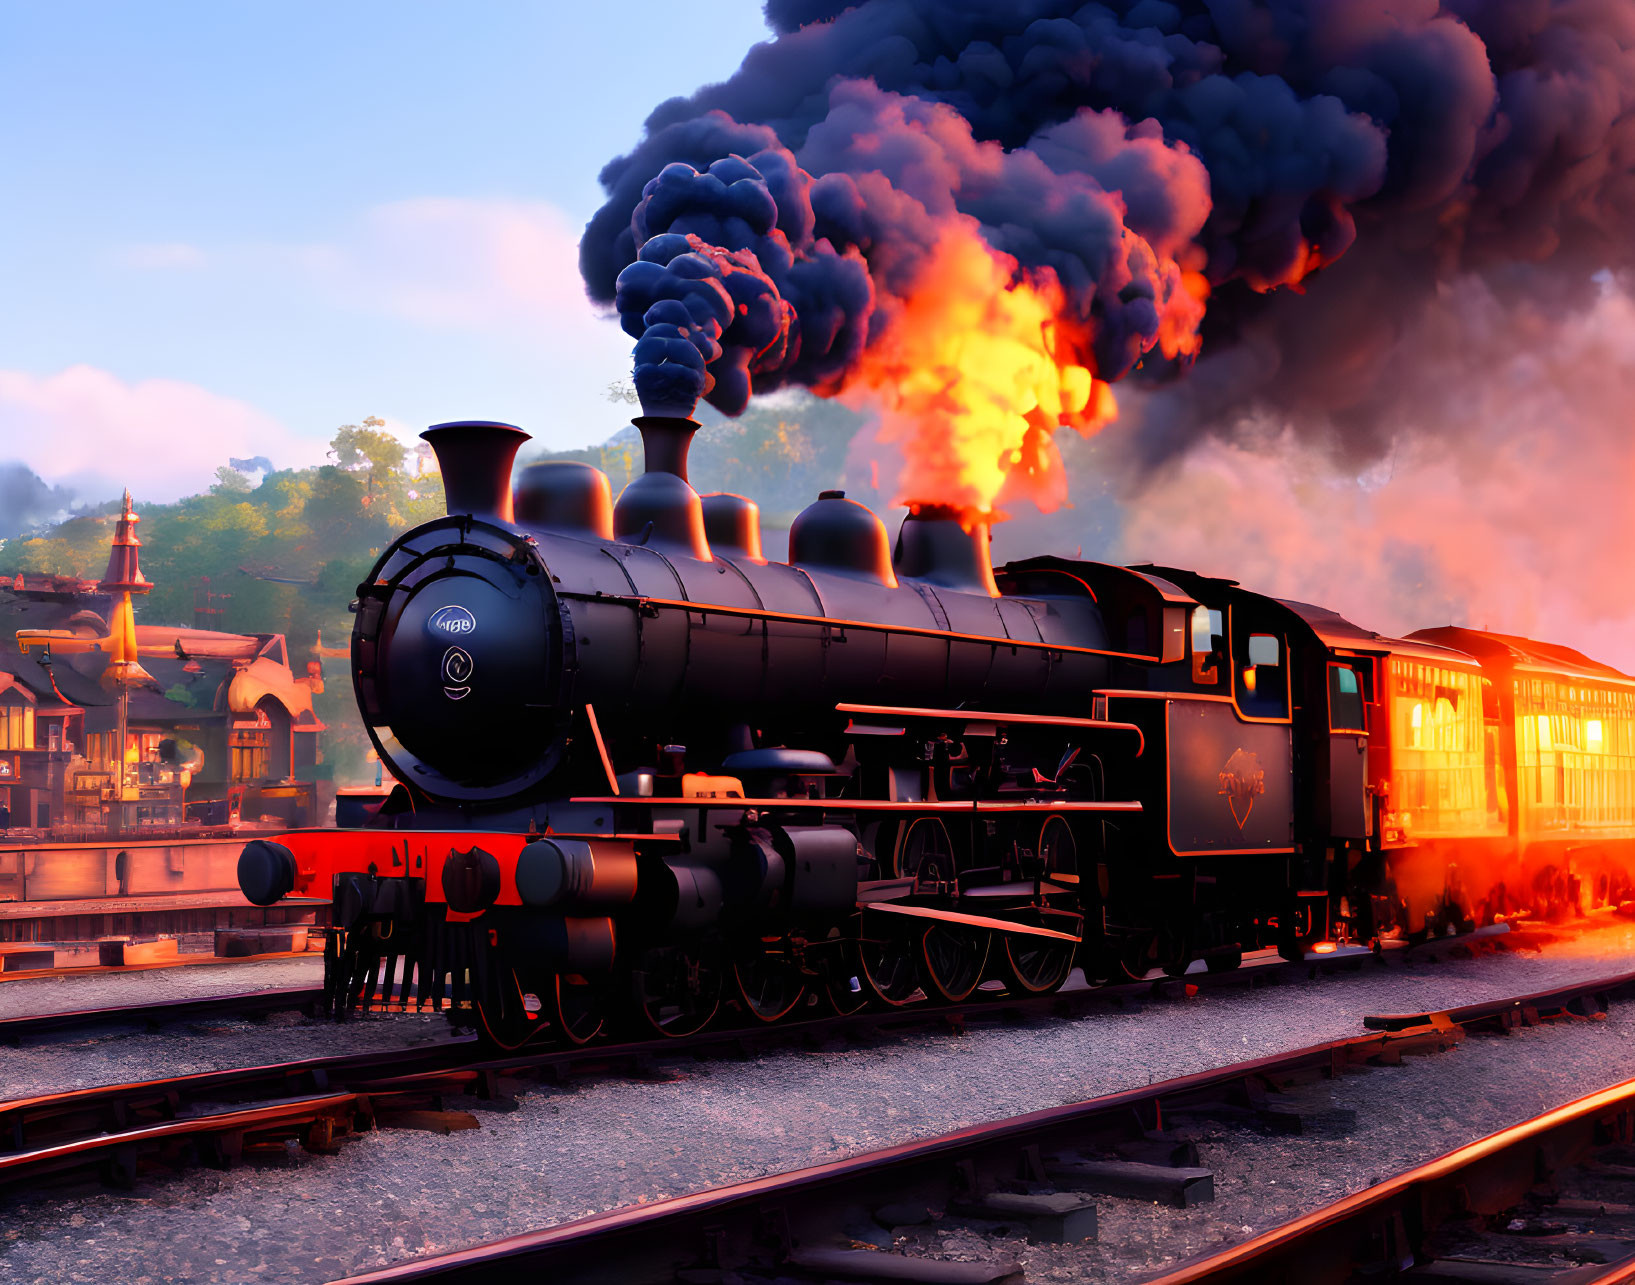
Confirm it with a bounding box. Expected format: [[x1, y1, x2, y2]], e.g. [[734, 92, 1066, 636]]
[[583, 0, 1635, 666], [585, 1, 1635, 477], [1110, 269, 1635, 671]]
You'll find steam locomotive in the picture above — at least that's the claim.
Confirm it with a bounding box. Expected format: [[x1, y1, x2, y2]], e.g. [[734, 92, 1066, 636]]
[[237, 417, 1635, 1047]]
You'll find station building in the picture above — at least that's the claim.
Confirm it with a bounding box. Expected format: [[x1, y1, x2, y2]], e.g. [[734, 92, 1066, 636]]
[[0, 494, 325, 840]]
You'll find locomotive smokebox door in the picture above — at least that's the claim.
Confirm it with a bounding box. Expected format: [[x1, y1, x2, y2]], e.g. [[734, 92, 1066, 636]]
[[371, 541, 558, 790]]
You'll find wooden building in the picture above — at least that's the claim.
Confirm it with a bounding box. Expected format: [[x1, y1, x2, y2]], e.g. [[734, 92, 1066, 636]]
[[0, 493, 325, 839]]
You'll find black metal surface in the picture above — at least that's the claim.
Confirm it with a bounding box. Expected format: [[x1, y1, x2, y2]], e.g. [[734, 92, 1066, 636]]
[[419, 422, 528, 525], [513, 461, 613, 538]]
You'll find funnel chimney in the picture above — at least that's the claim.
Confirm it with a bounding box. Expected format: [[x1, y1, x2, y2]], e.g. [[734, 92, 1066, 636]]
[[893, 504, 1000, 596], [631, 415, 697, 480], [422, 421, 530, 525], [613, 416, 710, 560]]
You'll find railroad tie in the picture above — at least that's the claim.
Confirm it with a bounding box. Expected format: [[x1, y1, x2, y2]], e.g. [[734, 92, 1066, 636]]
[[1044, 1156, 1215, 1208], [947, 1190, 1099, 1244], [784, 1246, 1024, 1283]]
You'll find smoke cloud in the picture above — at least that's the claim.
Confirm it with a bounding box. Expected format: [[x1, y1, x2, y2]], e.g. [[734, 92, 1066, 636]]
[[1110, 269, 1635, 672], [586, 1, 1635, 468], [0, 463, 74, 540]]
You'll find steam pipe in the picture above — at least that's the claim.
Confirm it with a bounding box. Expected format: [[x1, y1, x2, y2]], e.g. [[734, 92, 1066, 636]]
[[422, 420, 530, 525]]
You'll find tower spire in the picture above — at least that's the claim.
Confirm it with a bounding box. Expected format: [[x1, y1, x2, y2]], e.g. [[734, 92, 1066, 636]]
[[98, 489, 150, 597]]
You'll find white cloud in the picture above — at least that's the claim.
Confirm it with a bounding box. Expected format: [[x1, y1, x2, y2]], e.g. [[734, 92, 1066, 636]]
[[120, 197, 622, 342], [0, 365, 318, 505], [330, 198, 603, 333]]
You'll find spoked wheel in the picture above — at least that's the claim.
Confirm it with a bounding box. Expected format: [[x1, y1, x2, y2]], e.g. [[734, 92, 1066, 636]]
[[632, 945, 722, 1038], [733, 940, 808, 1024], [1038, 815, 1078, 884], [819, 937, 870, 1016], [920, 923, 990, 1003], [1000, 815, 1081, 995], [896, 818, 957, 891], [551, 972, 607, 1046], [858, 923, 922, 1007], [999, 931, 1077, 995], [476, 967, 552, 1052], [1113, 931, 1155, 982]]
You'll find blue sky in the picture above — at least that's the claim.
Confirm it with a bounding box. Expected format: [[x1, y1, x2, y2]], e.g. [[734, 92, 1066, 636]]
[[0, 2, 774, 502]]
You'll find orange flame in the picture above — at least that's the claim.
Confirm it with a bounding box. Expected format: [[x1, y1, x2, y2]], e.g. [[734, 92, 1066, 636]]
[[843, 223, 1198, 516]]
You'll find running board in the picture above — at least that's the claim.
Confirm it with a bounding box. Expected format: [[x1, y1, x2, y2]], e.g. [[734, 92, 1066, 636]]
[[864, 902, 1082, 944]]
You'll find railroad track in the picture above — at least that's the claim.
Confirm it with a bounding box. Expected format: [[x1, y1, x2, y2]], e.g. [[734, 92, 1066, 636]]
[[1146, 1076, 1635, 1284], [0, 922, 1596, 1203], [0, 912, 1563, 1050], [304, 969, 1635, 1284], [0, 984, 326, 1044]]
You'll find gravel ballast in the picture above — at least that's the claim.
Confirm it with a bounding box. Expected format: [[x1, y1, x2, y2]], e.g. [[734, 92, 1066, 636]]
[[0, 956, 324, 1022], [0, 1008, 454, 1102], [0, 955, 449, 1103], [2, 920, 1633, 1284]]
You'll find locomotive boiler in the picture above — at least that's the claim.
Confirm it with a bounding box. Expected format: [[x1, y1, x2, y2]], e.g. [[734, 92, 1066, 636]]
[[238, 416, 1635, 1047]]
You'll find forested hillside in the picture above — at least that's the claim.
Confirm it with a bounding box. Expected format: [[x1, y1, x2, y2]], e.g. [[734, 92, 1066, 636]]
[[0, 400, 869, 782]]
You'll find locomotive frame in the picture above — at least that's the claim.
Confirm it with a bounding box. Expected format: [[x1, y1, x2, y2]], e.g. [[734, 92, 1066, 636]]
[[237, 417, 1635, 1047]]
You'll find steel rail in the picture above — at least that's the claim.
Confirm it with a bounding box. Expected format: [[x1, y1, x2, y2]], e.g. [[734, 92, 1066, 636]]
[[0, 1038, 478, 1156], [0, 946, 1373, 1163], [0, 923, 1592, 1191], [0, 1092, 368, 1191], [1363, 967, 1635, 1032], [0, 984, 326, 1044], [1144, 1076, 1635, 1284], [329, 968, 1635, 1285]]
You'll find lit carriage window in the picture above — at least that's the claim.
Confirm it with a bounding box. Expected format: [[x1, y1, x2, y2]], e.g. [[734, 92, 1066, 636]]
[[1410, 701, 1424, 750], [1329, 663, 1367, 733], [1434, 695, 1457, 749], [1537, 714, 1552, 751], [1587, 719, 1604, 753]]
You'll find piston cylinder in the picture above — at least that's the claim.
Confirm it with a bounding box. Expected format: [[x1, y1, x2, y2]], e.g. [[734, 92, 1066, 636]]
[[515, 839, 637, 912], [507, 913, 617, 972]]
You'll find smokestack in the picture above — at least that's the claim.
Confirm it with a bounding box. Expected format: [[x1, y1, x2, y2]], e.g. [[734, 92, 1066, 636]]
[[613, 416, 710, 559], [422, 421, 530, 526], [631, 415, 698, 479], [893, 504, 999, 596]]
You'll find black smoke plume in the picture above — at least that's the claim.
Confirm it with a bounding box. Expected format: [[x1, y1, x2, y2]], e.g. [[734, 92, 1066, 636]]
[[584, 1, 1635, 463]]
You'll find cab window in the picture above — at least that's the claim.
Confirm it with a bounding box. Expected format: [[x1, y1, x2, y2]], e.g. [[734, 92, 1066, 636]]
[[1329, 663, 1367, 733], [1190, 607, 1224, 685], [1237, 630, 1289, 717]]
